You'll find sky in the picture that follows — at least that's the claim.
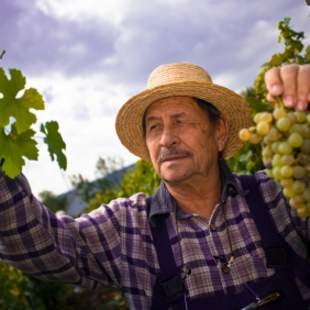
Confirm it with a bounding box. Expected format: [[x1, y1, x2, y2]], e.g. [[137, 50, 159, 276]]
[[0, 0, 309, 197]]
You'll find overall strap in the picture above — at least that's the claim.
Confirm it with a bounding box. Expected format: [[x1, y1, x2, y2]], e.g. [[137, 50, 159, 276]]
[[240, 175, 307, 307], [240, 175, 288, 267], [148, 207, 187, 310]]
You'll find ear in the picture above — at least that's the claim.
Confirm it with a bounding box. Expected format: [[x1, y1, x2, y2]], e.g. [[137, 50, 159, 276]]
[[215, 117, 228, 152]]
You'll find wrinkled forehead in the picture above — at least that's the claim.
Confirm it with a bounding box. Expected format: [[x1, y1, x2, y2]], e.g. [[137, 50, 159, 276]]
[[144, 96, 199, 118]]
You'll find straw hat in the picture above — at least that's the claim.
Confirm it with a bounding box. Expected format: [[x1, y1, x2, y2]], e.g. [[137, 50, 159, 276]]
[[116, 62, 253, 160]]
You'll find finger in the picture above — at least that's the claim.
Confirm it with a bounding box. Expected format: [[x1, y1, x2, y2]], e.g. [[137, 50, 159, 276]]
[[264, 67, 284, 97], [266, 93, 275, 103], [280, 64, 299, 108], [296, 64, 310, 111]]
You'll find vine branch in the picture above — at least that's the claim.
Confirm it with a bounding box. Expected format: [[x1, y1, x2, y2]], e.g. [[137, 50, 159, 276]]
[[0, 50, 6, 60]]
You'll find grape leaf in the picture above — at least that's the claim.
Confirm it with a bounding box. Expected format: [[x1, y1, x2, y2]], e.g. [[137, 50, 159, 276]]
[[40, 121, 67, 170], [0, 127, 38, 178], [0, 68, 45, 134]]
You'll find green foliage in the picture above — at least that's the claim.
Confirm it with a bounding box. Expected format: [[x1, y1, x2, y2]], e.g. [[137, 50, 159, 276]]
[[0, 68, 44, 133], [0, 67, 67, 178], [69, 157, 123, 203], [86, 159, 159, 212], [0, 127, 38, 178], [0, 264, 128, 310], [40, 121, 67, 170], [39, 190, 68, 213], [227, 17, 309, 174], [119, 160, 160, 197], [0, 262, 45, 310]]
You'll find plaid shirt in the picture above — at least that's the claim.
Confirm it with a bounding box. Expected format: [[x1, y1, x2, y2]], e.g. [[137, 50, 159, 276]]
[[0, 164, 309, 309]]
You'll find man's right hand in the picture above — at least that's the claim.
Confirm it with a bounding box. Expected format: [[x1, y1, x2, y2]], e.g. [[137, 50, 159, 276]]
[[264, 64, 310, 111]]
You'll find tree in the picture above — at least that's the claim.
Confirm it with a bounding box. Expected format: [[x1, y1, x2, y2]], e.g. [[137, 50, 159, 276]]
[[39, 190, 67, 213], [226, 17, 310, 174]]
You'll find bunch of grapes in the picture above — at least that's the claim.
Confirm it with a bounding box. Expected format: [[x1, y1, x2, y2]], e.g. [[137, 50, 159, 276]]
[[239, 100, 310, 218]]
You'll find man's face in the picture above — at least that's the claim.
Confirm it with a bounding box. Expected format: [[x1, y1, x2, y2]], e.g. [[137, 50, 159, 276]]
[[144, 96, 226, 184]]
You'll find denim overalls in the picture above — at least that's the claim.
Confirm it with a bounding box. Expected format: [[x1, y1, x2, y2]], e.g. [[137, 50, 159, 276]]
[[150, 176, 310, 309]]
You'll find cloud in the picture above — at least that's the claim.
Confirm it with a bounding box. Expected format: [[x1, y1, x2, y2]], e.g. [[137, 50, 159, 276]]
[[1, 0, 118, 76], [2, 0, 307, 84], [1, 0, 309, 196], [22, 72, 138, 195]]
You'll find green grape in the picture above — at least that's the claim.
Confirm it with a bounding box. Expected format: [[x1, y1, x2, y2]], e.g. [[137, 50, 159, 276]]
[[261, 112, 273, 123], [276, 117, 292, 132], [280, 178, 293, 188], [249, 126, 256, 133], [293, 165, 306, 179], [301, 139, 310, 154], [287, 112, 297, 123], [256, 121, 270, 136], [283, 187, 295, 199], [280, 165, 293, 178], [296, 153, 310, 165], [272, 154, 282, 167], [302, 125, 310, 138], [289, 123, 304, 135], [304, 188, 310, 202], [255, 112, 273, 123], [278, 142, 293, 155], [292, 180, 305, 195], [262, 146, 273, 158], [289, 195, 304, 209], [273, 108, 287, 120], [294, 111, 306, 123], [254, 112, 270, 124], [239, 128, 251, 142], [271, 142, 280, 153], [249, 133, 261, 144], [272, 166, 282, 181], [281, 155, 295, 165], [296, 206, 308, 218], [266, 127, 282, 142], [288, 132, 303, 148], [241, 98, 309, 219]]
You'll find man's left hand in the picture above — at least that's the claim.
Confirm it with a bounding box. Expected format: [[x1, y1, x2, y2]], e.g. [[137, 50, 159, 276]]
[[264, 64, 310, 111]]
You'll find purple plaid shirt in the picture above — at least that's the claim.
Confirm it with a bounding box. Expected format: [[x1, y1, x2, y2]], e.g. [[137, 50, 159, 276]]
[[0, 165, 309, 309]]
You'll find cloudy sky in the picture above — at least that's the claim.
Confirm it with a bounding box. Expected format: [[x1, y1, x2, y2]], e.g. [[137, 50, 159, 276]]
[[1, 0, 309, 196]]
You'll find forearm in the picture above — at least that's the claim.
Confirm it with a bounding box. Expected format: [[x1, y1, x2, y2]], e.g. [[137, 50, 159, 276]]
[[0, 173, 96, 288]]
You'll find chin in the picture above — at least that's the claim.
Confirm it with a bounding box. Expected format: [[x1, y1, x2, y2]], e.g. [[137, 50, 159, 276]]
[[161, 172, 190, 184]]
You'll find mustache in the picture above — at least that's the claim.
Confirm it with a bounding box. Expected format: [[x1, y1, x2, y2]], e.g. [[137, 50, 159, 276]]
[[158, 147, 191, 162]]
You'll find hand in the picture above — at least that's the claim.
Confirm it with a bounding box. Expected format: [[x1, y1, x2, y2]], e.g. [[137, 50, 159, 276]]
[[264, 64, 310, 111]]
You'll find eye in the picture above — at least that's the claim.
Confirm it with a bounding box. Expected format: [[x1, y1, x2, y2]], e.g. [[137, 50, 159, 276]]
[[147, 122, 161, 133], [149, 124, 158, 131], [175, 118, 186, 126]]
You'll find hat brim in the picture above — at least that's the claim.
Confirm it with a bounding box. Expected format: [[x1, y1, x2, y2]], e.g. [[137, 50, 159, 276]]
[[116, 81, 253, 161]]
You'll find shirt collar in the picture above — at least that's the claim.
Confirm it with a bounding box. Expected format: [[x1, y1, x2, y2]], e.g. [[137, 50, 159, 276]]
[[148, 159, 244, 225]]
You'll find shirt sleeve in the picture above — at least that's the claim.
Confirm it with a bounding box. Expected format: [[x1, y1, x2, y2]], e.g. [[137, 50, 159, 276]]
[[0, 172, 123, 289]]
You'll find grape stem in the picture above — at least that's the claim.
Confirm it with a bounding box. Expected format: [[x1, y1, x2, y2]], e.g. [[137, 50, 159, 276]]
[[0, 50, 5, 60], [274, 97, 285, 110]]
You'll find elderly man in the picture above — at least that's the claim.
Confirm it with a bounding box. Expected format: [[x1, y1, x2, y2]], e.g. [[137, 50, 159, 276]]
[[0, 63, 309, 309]]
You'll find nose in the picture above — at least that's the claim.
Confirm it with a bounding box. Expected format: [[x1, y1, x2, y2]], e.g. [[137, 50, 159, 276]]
[[159, 126, 179, 147]]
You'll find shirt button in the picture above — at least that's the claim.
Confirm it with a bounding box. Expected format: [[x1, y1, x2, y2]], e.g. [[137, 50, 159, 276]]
[[210, 223, 217, 232], [221, 264, 231, 274]]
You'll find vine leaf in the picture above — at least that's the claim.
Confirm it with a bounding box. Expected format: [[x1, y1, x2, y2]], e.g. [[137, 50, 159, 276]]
[[40, 121, 67, 170], [0, 126, 38, 178], [0, 68, 45, 134]]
